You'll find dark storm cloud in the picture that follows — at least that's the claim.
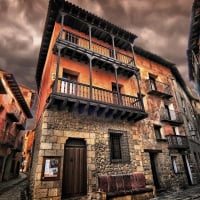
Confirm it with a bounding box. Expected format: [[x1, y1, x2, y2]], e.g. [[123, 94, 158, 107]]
[[0, 0, 194, 89], [0, 0, 48, 89], [71, 0, 193, 84]]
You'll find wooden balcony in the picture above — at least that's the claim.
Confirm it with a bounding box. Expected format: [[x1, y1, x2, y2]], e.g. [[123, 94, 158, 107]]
[[0, 132, 15, 148], [54, 30, 137, 78], [160, 108, 184, 125], [166, 135, 189, 150], [146, 79, 172, 98], [6, 104, 20, 122], [48, 78, 147, 122]]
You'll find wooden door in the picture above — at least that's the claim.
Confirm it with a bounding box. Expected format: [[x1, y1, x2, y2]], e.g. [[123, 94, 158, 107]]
[[149, 153, 160, 189], [62, 138, 87, 198], [112, 83, 122, 105], [61, 72, 78, 95]]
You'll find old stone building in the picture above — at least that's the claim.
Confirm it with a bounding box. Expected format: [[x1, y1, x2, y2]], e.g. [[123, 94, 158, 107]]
[[172, 73, 200, 185], [30, 0, 199, 199], [0, 69, 33, 182], [187, 0, 200, 94], [134, 47, 196, 191]]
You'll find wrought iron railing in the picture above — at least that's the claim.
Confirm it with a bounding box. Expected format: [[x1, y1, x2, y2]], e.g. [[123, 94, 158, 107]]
[[146, 79, 172, 96], [56, 78, 144, 111], [160, 108, 183, 124], [61, 30, 134, 66], [188, 129, 200, 140], [166, 135, 189, 149]]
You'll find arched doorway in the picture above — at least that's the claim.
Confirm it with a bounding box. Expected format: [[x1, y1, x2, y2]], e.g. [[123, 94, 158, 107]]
[[62, 138, 87, 198]]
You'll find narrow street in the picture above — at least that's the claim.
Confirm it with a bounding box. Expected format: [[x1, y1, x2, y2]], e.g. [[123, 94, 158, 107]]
[[0, 172, 200, 200], [0, 173, 28, 200], [150, 184, 200, 200]]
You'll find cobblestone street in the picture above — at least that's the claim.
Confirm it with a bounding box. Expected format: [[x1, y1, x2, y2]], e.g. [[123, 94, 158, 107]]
[[150, 184, 200, 200], [0, 173, 200, 200], [0, 173, 28, 200]]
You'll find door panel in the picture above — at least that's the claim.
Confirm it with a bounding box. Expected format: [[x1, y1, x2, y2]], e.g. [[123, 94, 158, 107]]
[[62, 140, 87, 198], [150, 153, 160, 189]]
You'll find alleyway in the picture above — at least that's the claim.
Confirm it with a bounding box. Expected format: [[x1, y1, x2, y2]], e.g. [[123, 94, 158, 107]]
[[0, 173, 28, 200]]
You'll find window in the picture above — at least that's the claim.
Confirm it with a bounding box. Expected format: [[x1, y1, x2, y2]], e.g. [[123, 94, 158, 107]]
[[181, 98, 186, 112], [171, 156, 178, 174], [112, 83, 122, 105], [149, 75, 157, 91], [61, 71, 78, 94], [109, 130, 130, 163], [154, 125, 162, 140]]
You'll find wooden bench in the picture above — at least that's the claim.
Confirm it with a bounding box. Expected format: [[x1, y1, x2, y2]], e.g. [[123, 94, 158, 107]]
[[98, 173, 154, 200]]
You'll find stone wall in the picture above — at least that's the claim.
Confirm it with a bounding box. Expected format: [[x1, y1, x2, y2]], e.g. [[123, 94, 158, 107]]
[[29, 109, 149, 199], [30, 107, 190, 199]]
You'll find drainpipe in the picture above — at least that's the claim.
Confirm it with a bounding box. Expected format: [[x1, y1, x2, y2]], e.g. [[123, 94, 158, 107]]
[[113, 64, 121, 105], [135, 70, 144, 110], [88, 25, 92, 50], [54, 45, 62, 93], [59, 12, 66, 39], [130, 43, 136, 67], [87, 55, 94, 100], [111, 35, 116, 59]]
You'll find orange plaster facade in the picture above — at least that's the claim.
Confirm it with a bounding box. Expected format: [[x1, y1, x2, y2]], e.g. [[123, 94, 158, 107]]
[[36, 23, 138, 124]]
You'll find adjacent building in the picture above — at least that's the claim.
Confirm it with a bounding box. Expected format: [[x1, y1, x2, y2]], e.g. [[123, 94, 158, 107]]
[[0, 69, 33, 182], [29, 0, 200, 199], [135, 47, 200, 191], [23, 130, 35, 172], [187, 0, 200, 94]]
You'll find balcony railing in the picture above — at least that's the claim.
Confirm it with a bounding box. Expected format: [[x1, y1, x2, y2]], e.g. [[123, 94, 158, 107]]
[[188, 129, 200, 141], [160, 108, 184, 125], [61, 30, 134, 66], [7, 104, 20, 122], [146, 79, 172, 98], [50, 78, 147, 122], [57, 78, 143, 110], [166, 135, 189, 149], [0, 132, 15, 147]]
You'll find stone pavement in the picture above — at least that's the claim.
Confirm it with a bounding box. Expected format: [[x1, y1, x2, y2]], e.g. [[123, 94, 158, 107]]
[[0, 173, 200, 200], [0, 172, 28, 199], [150, 184, 200, 200]]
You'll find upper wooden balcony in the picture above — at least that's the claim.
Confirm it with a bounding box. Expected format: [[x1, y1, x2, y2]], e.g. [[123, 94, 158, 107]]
[[6, 104, 20, 122], [48, 78, 147, 122], [0, 132, 15, 148], [160, 108, 184, 125], [166, 135, 189, 150], [146, 79, 173, 98], [54, 30, 137, 78]]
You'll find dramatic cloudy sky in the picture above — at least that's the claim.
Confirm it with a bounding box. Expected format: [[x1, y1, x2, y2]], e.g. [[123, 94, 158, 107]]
[[0, 0, 194, 90]]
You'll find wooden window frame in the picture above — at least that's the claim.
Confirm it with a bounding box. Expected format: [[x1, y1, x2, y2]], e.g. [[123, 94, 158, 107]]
[[154, 125, 162, 140], [41, 156, 61, 181]]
